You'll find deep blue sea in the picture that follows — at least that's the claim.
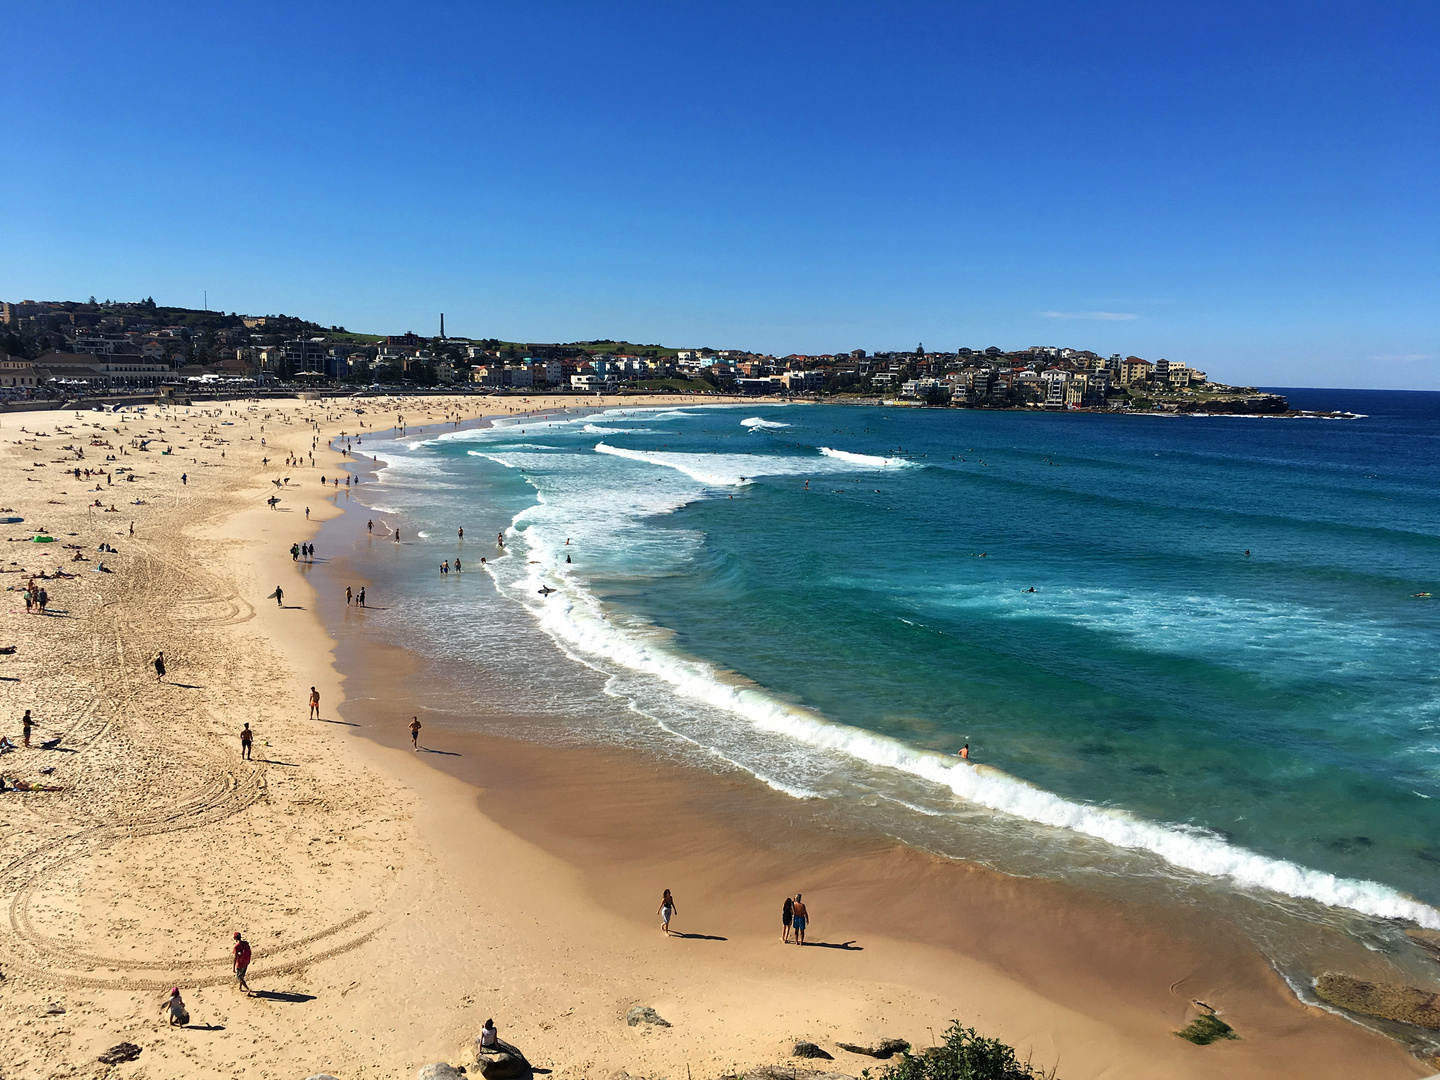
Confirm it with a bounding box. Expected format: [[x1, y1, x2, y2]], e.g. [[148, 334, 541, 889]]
[[342, 389, 1440, 970]]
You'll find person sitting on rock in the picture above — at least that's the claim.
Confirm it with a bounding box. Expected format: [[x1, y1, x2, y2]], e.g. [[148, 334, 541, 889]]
[[480, 1019, 499, 1049]]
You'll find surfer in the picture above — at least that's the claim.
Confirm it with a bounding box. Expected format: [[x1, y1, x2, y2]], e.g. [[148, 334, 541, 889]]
[[538, 585, 555, 596]]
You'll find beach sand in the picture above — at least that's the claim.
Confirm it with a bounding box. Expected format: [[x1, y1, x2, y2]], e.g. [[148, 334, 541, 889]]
[[0, 392, 1428, 1080]]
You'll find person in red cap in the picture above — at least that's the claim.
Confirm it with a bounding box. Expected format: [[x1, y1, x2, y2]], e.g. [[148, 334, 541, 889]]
[[233, 932, 252, 993]]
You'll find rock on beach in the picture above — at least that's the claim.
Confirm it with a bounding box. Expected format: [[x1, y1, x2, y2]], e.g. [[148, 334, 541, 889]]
[[626, 1006, 670, 1028]]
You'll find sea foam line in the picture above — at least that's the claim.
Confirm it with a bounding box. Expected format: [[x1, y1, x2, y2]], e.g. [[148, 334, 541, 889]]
[[819, 446, 915, 468], [500, 530, 1440, 929], [594, 443, 754, 486]]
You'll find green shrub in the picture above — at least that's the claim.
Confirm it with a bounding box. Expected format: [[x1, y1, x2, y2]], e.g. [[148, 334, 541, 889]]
[[867, 1020, 1056, 1080], [1175, 1014, 1237, 1045]]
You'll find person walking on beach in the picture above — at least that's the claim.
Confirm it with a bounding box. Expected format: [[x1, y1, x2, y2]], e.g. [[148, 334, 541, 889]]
[[274, 585, 284, 607], [367, 519, 373, 534], [791, 893, 809, 946], [21, 709, 32, 748], [346, 585, 352, 606], [410, 716, 421, 750], [357, 587, 365, 608], [658, 889, 677, 935], [233, 932, 252, 993], [153, 651, 166, 682], [240, 723, 253, 760], [309, 687, 320, 719], [782, 895, 794, 943]]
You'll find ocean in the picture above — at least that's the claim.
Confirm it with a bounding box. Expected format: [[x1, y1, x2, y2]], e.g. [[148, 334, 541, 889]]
[[328, 389, 1440, 993]]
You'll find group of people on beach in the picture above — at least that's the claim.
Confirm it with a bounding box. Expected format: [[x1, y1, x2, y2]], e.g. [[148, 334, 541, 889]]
[[652, 888, 813, 945], [162, 931, 252, 1026]]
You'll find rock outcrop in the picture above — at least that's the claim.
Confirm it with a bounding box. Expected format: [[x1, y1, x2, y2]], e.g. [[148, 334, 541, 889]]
[[417, 1065, 466, 1080], [793, 1042, 833, 1059], [835, 1038, 910, 1059], [626, 1006, 671, 1028]]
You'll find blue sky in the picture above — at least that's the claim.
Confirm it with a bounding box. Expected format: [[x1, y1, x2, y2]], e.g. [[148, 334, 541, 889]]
[[2, 2, 1437, 388]]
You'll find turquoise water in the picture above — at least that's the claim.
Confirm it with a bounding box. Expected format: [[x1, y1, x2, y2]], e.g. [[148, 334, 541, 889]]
[[353, 391, 1440, 937]]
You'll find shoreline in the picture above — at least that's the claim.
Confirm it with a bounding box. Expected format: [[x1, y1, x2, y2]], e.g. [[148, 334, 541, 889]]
[[0, 394, 1428, 1079]]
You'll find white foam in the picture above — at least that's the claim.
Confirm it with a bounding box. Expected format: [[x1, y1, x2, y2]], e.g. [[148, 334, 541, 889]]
[[583, 424, 656, 435], [819, 447, 915, 468], [742, 417, 790, 430], [594, 443, 754, 486], [494, 521, 1440, 928]]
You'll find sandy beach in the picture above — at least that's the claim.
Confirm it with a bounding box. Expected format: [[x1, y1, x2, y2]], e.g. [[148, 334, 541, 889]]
[[0, 392, 1429, 1080]]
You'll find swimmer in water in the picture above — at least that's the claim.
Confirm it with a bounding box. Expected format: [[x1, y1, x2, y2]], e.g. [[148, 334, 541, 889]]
[[958, 743, 970, 760], [497, 532, 504, 547]]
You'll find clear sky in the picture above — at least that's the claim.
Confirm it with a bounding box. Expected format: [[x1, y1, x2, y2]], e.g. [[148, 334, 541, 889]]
[[3, 2, 1437, 388]]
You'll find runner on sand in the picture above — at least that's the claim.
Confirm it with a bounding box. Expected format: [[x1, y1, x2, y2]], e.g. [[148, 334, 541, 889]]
[[410, 716, 421, 750], [233, 932, 252, 993]]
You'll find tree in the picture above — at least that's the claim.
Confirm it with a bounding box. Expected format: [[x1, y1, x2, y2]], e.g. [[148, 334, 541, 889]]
[[916, 342, 925, 356]]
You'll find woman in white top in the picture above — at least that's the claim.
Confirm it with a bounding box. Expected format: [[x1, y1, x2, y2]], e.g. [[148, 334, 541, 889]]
[[480, 1019, 499, 1049]]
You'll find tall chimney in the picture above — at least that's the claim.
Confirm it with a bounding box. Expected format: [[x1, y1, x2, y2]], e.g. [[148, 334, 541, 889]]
[[440, 313, 445, 339]]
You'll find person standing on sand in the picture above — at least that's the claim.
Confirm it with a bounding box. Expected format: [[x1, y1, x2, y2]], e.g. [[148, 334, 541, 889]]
[[233, 932, 252, 993], [658, 889, 677, 935], [153, 651, 166, 682], [309, 687, 320, 719], [791, 893, 809, 945], [240, 723, 253, 760], [782, 895, 794, 943], [22, 709, 33, 748], [346, 586, 352, 606], [367, 519, 373, 533], [410, 716, 421, 750], [357, 587, 365, 608]]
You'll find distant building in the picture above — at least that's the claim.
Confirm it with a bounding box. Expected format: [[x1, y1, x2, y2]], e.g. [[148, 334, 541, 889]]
[[1121, 357, 1153, 386], [0, 351, 37, 387]]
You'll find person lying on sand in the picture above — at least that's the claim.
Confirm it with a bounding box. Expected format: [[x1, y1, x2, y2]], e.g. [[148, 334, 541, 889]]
[[1, 776, 64, 792]]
